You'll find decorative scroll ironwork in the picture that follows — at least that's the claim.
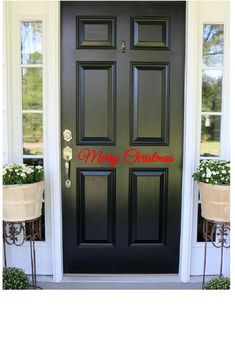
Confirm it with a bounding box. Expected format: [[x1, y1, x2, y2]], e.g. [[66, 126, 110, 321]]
[[202, 219, 230, 287], [3, 217, 43, 290], [3, 221, 26, 246]]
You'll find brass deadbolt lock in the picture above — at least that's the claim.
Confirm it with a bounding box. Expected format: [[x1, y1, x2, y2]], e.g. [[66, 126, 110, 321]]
[[63, 129, 72, 142]]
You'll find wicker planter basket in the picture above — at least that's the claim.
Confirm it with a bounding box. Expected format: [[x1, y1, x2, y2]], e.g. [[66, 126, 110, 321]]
[[3, 181, 44, 222], [198, 182, 230, 222]]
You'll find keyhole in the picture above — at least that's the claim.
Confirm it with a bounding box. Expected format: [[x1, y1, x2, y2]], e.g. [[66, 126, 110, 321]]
[[121, 40, 127, 53]]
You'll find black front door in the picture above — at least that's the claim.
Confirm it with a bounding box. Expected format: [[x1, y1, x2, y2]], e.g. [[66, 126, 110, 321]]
[[61, 1, 185, 273]]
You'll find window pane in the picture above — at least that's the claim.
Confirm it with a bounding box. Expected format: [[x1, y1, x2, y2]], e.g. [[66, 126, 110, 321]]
[[21, 21, 43, 65], [202, 69, 222, 112], [22, 67, 43, 109], [23, 113, 43, 155], [25, 203, 45, 241], [23, 157, 43, 166], [203, 24, 223, 68], [197, 204, 215, 242], [200, 115, 220, 157]]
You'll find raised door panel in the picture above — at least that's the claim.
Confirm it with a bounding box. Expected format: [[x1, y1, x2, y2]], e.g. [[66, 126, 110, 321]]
[[129, 169, 168, 245], [131, 17, 170, 49], [131, 63, 169, 145], [77, 169, 116, 246], [77, 17, 116, 48], [77, 62, 116, 144]]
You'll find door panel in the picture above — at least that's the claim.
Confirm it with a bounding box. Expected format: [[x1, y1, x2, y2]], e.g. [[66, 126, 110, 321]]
[[77, 62, 116, 144], [131, 63, 169, 145], [77, 169, 115, 245], [131, 17, 170, 49], [129, 169, 167, 245], [77, 17, 116, 48], [61, 1, 185, 273]]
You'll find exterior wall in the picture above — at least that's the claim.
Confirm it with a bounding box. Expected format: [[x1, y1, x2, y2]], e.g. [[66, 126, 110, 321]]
[[3, 1, 230, 282]]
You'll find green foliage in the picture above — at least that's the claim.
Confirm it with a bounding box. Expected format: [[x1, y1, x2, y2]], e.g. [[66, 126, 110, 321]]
[[203, 24, 223, 67], [3, 163, 44, 185], [23, 113, 43, 143], [203, 277, 230, 290], [23, 113, 43, 155], [22, 67, 42, 110], [202, 72, 222, 112], [192, 160, 230, 185], [3, 267, 29, 290]]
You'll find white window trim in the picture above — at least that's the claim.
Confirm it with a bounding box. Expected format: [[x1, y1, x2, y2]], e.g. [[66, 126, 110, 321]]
[[3, 1, 62, 275], [3, 1, 230, 282], [189, 1, 230, 276], [179, 0, 200, 282]]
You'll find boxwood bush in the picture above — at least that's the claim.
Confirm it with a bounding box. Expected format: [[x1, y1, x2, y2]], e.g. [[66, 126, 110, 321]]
[[3, 267, 29, 290], [203, 276, 230, 290]]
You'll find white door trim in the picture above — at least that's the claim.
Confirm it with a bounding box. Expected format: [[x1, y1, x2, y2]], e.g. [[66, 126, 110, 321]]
[[52, 0, 198, 282], [179, 0, 200, 282], [46, 1, 63, 282]]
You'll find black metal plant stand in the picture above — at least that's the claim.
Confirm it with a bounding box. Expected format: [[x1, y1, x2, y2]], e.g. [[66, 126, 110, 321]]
[[202, 219, 230, 287], [3, 217, 42, 289]]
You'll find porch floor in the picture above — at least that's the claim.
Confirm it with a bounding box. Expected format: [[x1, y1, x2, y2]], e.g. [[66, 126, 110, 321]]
[[36, 275, 208, 289]]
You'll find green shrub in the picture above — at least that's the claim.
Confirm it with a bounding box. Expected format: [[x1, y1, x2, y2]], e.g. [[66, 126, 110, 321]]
[[203, 276, 230, 290], [3, 163, 44, 185], [192, 160, 230, 185], [3, 267, 30, 290]]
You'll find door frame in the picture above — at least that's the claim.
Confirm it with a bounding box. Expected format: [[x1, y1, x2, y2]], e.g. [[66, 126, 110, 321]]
[[3, 1, 230, 282], [56, 0, 196, 281]]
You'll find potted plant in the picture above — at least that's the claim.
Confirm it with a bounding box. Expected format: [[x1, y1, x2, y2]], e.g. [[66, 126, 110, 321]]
[[192, 160, 230, 222], [203, 276, 230, 290], [3, 163, 44, 222], [2, 267, 30, 290]]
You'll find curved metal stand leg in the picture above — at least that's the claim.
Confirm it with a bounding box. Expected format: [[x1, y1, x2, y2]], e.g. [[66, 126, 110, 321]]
[[220, 239, 224, 278], [202, 220, 208, 287], [29, 220, 37, 289]]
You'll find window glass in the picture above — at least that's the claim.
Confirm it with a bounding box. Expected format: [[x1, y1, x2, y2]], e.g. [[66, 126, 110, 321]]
[[203, 24, 223, 67], [23, 113, 43, 155], [200, 115, 221, 157], [21, 21, 45, 241], [197, 205, 215, 242], [200, 24, 224, 160], [21, 21, 43, 65], [198, 24, 224, 242], [22, 68, 43, 110], [202, 70, 222, 112]]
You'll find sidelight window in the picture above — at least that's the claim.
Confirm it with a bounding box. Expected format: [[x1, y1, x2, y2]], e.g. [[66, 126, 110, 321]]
[[200, 24, 224, 158], [21, 21, 43, 157], [197, 24, 224, 242], [21, 21, 45, 240]]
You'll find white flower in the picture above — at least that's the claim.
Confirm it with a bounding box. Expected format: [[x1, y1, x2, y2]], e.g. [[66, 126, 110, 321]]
[[206, 168, 212, 178], [206, 179, 209, 182], [221, 170, 226, 174], [20, 173, 26, 177]]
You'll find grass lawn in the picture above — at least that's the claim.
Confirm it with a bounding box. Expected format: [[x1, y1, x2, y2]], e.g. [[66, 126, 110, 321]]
[[200, 141, 219, 157]]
